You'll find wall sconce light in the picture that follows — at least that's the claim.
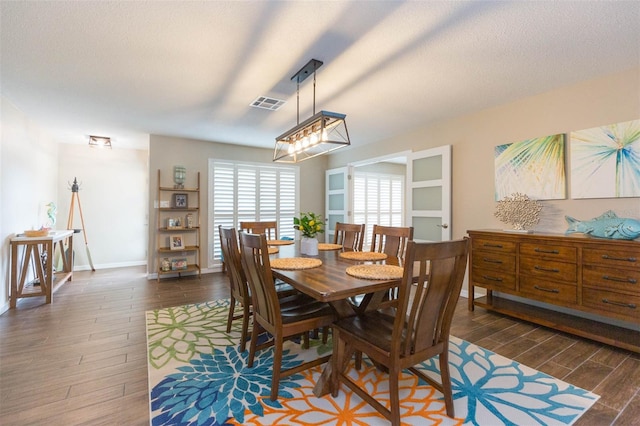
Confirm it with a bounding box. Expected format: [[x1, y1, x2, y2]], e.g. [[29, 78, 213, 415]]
[[273, 59, 350, 163], [88, 135, 112, 149], [174, 166, 186, 189]]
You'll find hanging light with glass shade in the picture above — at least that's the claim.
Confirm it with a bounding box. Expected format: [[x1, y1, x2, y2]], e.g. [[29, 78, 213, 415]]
[[273, 59, 350, 163]]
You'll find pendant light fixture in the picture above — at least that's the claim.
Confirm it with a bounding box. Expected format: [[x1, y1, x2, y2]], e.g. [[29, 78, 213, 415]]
[[273, 59, 350, 163]]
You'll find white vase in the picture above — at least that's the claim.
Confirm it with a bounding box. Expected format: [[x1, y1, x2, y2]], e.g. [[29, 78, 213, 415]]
[[301, 236, 319, 256]]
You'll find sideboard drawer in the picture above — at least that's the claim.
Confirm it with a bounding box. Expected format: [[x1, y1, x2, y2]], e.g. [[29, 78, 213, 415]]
[[520, 276, 577, 305], [472, 238, 516, 254], [472, 251, 516, 273], [519, 257, 577, 282], [520, 242, 577, 262], [583, 264, 640, 295], [583, 247, 640, 269], [583, 288, 640, 321], [472, 267, 516, 291]]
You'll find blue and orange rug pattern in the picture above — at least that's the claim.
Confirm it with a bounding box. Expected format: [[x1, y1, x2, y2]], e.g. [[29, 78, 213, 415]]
[[146, 299, 598, 426]]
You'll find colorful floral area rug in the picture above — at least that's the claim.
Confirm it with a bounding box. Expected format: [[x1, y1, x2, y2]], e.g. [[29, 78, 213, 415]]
[[146, 299, 599, 426]]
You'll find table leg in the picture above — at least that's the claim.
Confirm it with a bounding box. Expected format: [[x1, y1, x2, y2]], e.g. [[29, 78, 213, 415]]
[[312, 289, 390, 397], [10, 242, 18, 308], [44, 241, 53, 304]]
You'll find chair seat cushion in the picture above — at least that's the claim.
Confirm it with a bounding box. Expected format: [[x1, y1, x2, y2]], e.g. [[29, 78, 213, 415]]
[[281, 299, 335, 322], [334, 311, 396, 353]]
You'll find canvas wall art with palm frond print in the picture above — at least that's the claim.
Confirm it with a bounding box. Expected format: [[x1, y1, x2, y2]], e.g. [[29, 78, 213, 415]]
[[570, 119, 640, 199], [495, 134, 566, 201]]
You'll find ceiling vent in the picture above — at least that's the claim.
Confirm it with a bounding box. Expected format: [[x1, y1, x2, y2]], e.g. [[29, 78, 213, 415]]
[[250, 96, 286, 111]]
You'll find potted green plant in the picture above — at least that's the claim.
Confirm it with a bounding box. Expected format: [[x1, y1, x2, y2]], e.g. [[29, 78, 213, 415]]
[[294, 212, 324, 255]]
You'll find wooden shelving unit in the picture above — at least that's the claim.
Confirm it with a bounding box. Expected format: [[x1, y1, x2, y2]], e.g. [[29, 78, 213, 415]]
[[156, 169, 201, 281]]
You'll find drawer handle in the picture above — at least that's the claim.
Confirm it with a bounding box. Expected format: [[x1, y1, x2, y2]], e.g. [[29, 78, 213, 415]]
[[534, 285, 559, 293], [483, 257, 503, 264], [601, 254, 637, 263], [602, 275, 638, 284], [535, 248, 559, 254], [483, 243, 503, 249], [482, 275, 503, 282], [534, 265, 560, 273], [602, 299, 637, 309]]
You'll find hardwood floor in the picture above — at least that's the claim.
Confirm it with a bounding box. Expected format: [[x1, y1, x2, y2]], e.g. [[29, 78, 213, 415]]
[[1, 266, 638, 425]]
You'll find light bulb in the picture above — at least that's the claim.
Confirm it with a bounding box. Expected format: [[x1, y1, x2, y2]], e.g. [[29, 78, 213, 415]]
[[310, 132, 319, 145]]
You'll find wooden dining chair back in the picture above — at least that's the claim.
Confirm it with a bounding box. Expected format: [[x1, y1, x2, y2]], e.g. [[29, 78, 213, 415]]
[[239, 221, 278, 240], [239, 231, 336, 401], [331, 237, 470, 425], [333, 222, 365, 251], [218, 226, 252, 352], [370, 224, 414, 257]]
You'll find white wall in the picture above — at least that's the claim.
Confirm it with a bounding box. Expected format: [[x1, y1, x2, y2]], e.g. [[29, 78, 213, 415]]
[[1, 97, 59, 314], [328, 68, 640, 238], [57, 144, 149, 270]]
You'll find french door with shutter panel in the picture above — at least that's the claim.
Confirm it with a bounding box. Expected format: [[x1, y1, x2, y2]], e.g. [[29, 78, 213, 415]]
[[325, 166, 352, 243], [407, 145, 452, 242]]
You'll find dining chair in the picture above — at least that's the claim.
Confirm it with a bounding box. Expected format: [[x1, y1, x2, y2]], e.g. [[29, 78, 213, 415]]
[[369, 224, 414, 257], [239, 231, 336, 401], [352, 224, 414, 317], [239, 221, 278, 240], [333, 222, 365, 251], [219, 226, 253, 352], [331, 238, 470, 425], [219, 226, 299, 352]]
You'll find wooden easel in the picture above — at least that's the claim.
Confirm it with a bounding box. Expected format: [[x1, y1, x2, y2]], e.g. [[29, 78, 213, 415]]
[[67, 177, 95, 271]]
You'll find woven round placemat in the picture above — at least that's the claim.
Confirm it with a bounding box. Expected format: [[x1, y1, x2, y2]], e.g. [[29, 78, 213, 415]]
[[345, 264, 404, 280], [267, 239, 295, 246], [318, 243, 343, 251], [270, 257, 323, 270], [339, 251, 387, 261], [267, 247, 279, 254]]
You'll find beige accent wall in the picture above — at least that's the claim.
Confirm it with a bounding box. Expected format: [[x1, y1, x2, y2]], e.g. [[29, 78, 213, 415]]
[[328, 67, 640, 239], [148, 135, 327, 275]]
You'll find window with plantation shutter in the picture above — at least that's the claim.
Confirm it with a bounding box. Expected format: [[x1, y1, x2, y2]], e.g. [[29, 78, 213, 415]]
[[208, 160, 299, 267], [353, 171, 404, 249]]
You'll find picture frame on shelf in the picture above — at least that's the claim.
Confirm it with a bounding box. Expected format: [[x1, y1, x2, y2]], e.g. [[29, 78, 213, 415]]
[[173, 193, 188, 209], [167, 217, 182, 229], [171, 257, 188, 270], [170, 234, 185, 250]]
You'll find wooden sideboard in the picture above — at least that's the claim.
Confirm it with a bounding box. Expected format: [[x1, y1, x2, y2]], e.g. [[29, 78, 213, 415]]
[[468, 229, 640, 353]]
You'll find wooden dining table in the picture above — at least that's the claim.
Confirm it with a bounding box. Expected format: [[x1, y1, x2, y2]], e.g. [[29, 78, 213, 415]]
[[269, 242, 404, 397]]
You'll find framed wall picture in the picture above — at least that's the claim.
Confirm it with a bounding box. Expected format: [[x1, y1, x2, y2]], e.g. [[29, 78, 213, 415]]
[[173, 193, 188, 209], [494, 134, 566, 200], [570, 119, 640, 199], [171, 257, 188, 270], [170, 234, 185, 250]]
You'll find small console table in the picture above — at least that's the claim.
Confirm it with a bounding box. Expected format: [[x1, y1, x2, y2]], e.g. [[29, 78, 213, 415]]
[[10, 230, 74, 307]]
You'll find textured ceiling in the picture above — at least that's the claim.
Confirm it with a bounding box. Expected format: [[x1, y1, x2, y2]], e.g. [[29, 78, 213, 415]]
[[1, 1, 639, 151]]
